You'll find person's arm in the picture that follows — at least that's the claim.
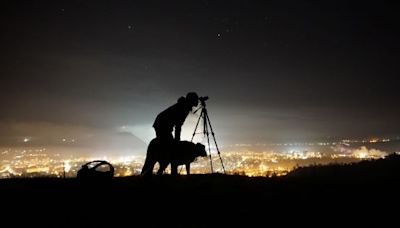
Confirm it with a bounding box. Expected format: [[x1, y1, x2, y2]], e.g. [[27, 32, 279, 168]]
[[174, 125, 181, 141], [174, 104, 190, 141]]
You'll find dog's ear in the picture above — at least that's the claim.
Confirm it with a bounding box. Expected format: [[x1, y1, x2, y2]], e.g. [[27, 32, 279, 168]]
[[196, 143, 205, 150], [195, 143, 207, 156]]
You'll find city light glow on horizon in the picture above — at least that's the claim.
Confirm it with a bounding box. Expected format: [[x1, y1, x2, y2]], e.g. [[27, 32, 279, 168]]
[[0, 137, 395, 179]]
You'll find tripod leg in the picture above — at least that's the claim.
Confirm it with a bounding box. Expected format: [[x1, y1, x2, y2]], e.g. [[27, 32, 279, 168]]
[[205, 112, 226, 174], [191, 109, 203, 142], [204, 112, 214, 173]]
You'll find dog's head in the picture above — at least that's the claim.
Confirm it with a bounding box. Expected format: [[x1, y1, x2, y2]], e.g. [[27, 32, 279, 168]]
[[195, 143, 207, 157]]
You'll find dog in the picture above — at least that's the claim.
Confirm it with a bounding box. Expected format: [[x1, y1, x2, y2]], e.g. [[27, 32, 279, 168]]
[[141, 138, 207, 176]]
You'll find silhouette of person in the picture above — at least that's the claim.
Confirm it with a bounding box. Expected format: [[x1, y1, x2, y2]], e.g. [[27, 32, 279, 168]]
[[153, 92, 199, 142]]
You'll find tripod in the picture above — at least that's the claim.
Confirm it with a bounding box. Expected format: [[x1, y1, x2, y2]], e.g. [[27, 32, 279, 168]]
[[191, 97, 226, 174]]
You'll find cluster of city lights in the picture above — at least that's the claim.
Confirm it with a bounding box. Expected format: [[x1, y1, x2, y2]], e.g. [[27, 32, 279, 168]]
[[0, 142, 391, 178]]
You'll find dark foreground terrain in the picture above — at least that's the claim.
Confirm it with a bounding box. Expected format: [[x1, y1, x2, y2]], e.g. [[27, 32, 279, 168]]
[[1, 154, 400, 227]]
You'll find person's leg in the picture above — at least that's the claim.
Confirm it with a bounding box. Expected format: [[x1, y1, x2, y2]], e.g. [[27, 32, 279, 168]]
[[185, 163, 191, 175], [155, 129, 173, 140], [170, 162, 178, 176]]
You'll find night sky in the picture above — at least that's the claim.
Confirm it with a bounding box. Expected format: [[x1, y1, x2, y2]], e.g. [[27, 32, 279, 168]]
[[1, 0, 399, 155]]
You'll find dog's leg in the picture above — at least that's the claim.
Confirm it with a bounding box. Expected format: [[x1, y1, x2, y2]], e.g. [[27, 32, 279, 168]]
[[157, 162, 168, 175]]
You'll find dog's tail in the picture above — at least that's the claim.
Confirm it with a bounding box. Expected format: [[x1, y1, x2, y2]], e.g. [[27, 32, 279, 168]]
[[140, 138, 158, 176], [140, 157, 153, 176]]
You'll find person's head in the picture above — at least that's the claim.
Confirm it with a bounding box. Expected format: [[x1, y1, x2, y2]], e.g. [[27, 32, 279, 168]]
[[186, 92, 199, 107]]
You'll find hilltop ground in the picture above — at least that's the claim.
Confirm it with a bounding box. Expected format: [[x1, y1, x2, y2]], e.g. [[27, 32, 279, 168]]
[[1, 154, 399, 227]]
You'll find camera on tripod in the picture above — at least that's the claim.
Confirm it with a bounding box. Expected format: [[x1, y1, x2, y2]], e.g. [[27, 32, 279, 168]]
[[198, 96, 209, 107]]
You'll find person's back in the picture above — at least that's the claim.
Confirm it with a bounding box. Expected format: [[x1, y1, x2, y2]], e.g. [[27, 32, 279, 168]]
[[152, 92, 199, 141], [153, 97, 188, 136]]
